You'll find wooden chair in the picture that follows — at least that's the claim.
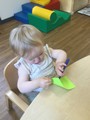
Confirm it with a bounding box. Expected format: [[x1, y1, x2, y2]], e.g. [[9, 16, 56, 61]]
[[4, 57, 29, 112]]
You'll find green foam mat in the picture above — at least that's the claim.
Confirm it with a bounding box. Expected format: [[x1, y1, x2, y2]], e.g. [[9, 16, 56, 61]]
[[28, 10, 71, 33]]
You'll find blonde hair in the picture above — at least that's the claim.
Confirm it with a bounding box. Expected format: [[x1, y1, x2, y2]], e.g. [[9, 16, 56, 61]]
[[9, 24, 44, 56]]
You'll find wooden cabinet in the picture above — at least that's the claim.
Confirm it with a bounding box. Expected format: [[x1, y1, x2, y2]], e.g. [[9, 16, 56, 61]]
[[73, 0, 88, 12], [60, 0, 89, 14]]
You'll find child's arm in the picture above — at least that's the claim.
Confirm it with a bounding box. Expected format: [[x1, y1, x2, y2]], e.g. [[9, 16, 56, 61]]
[[17, 65, 51, 93], [50, 48, 67, 76]]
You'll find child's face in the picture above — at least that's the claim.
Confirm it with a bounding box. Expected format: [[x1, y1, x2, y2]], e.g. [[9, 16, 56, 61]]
[[24, 45, 44, 64]]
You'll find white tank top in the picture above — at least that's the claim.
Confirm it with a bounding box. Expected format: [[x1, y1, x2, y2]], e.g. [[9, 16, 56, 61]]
[[14, 44, 56, 92]]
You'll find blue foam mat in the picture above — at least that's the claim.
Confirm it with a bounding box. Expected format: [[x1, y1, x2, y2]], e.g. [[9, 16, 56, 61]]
[[14, 11, 28, 24]]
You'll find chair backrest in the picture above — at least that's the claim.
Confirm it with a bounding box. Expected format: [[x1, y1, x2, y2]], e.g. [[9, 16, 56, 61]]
[[4, 57, 19, 91]]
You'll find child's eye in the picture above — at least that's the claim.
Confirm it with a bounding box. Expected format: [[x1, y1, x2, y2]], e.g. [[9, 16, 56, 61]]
[[39, 52, 44, 57], [40, 53, 43, 56]]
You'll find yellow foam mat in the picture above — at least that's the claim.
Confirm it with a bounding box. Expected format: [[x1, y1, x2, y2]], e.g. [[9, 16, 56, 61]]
[[32, 6, 57, 22], [30, 0, 51, 6]]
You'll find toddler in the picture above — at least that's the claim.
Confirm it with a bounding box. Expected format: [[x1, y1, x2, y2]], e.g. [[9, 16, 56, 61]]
[[9, 24, 67, 102]]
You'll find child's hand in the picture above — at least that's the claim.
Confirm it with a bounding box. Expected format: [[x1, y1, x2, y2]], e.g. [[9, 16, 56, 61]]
[[55, 62, 66, 77], [38, 77, 52, 89]]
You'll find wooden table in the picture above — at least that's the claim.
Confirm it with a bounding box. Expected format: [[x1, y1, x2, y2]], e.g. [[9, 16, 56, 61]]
[[20, 55, 90, 120]]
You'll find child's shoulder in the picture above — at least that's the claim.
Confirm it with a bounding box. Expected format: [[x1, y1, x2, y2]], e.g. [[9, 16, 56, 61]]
[[18, 63, 29, 75], [44, 44, 52, 57], [14, 57, 23, 69], [44, 44, 51, 51]]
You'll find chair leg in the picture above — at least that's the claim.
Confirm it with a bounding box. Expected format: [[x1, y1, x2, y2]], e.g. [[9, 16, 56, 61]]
[[5, 94, 13, 110], [5, 90, 29, 112]]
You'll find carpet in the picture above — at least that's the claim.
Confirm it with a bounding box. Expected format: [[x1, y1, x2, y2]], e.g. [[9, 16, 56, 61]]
[[78, 6, 90, 16]]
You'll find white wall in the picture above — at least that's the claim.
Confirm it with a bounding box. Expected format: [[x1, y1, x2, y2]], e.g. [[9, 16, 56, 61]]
[[0, 0, 29, 20]]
